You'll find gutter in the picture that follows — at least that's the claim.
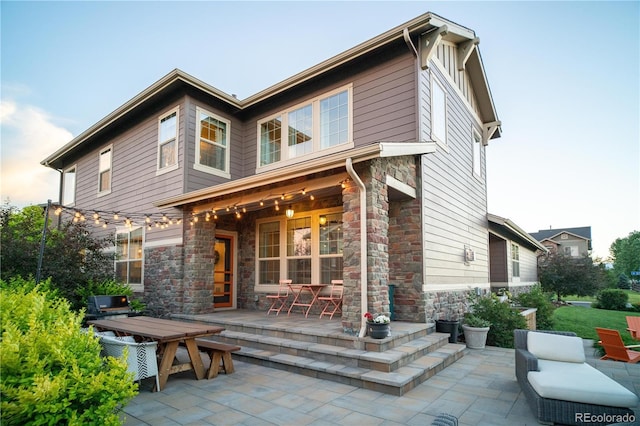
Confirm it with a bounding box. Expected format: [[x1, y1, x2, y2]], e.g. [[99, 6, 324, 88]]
[[345, 158, 368, 338]]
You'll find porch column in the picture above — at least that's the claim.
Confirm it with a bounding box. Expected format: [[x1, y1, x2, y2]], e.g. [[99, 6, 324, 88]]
[[183, 216, 216, 314]]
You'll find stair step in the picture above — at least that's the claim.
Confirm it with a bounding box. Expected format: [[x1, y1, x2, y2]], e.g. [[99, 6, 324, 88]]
[[172, 311, 466, 395]]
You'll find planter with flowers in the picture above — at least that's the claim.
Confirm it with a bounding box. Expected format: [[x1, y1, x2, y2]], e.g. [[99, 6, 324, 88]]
[[364, 312, 391, 339]]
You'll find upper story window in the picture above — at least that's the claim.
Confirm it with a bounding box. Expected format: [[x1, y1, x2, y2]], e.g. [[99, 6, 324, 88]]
[[472, 128, 482, 178], [431, 77, 447, 147], [115, 226, 143, 291], [158, 107, 179, 173], [62, 165, 76, 206], [98, 146, 112, 195], [258, 85, 353, 170], [194, 107, 230, 178]]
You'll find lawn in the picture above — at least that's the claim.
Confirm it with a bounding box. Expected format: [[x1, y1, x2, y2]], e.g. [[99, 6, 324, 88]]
[[553, 305, 640, 346], [561, 289, 640, 304]]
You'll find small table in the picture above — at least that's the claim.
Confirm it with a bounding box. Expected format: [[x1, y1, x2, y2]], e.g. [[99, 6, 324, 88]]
[[287, 284, 327, 318], [88, 316, 224, 391]]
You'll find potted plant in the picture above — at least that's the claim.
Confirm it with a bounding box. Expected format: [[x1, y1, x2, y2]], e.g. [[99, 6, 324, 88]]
[[364, 312, 390, 339], [462, 314, 491, 349], [435, 313, 460, 343]]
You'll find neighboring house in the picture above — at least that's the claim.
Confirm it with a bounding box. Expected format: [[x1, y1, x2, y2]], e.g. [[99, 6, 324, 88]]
[[41, 12, 503, 332], [529, 227, 592, 258], [488, 214, 547, 293]]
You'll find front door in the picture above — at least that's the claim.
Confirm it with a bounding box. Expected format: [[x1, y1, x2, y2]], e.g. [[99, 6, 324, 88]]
[[213, 234, 235, 308]]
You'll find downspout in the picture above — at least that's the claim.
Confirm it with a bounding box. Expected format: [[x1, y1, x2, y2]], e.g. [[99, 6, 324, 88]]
[[346, 158, 368, 338]]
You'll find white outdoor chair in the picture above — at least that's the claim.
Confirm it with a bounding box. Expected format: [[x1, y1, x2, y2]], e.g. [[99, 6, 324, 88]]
[[266, 279, 292, 315], [99, 335, 160, 391]]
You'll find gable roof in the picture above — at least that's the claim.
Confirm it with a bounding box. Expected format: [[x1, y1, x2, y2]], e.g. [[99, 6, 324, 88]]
[[41, 12, 500, 170], [487, 213, 547, 252], [529, 227, 592, 249]]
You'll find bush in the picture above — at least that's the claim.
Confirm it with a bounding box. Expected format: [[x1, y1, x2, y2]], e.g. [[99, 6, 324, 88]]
[[595, 288, 629, 311], [515, 284, 555, 330], [617, 273, 631, 290], [469, 295, 527, 348], [0, 279, 137, 425]]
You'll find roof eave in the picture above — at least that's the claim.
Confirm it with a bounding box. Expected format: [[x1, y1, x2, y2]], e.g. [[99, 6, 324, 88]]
[[488, 213, 547, 252], [155, 142, 436, 209]]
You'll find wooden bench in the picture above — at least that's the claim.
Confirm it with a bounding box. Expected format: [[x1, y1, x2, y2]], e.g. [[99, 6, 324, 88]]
[[194, 339, 241, 379]]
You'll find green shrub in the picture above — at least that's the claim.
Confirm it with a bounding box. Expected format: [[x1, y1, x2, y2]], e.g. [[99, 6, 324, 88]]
[[617, 273, 631, 290], [0, 279, 137, 425], [595, 288, 629, 311], [515, 284, 555, 330], [470, 295, 527, 348]]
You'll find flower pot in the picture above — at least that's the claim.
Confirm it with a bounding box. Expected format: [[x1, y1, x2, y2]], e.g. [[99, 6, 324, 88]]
[[436, 320, 460, 343], [462, 324, 490, 349], [367, 322, 390, 339]]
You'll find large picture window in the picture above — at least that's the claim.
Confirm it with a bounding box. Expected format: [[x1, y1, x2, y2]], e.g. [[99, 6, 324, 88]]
[[115, 226, 143, 288], [158, 107, 179, 172], [256, 210, 343, 287], [257, 85, 352, 169], [195, 107, 230, 178], [98, 146, 112, 194]]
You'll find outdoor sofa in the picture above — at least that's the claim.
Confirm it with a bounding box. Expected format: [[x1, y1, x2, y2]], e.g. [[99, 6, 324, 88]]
[[514, 329, 638, 425]]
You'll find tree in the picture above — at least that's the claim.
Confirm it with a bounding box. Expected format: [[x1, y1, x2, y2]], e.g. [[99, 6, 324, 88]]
[[1, 203, 115, 310], [610, 231, 640, 278], [537, 252, 605, 301]]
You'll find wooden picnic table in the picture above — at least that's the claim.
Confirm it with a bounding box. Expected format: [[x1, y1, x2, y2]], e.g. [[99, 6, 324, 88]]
[[88, 316, 224, 391]]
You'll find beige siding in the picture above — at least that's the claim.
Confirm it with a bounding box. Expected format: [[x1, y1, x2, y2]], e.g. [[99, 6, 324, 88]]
[[519, 248, 538, 283], [420, 63, 489, 288]]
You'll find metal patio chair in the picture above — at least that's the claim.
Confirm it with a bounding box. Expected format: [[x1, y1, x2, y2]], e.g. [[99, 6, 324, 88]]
[[266, 279, 292, 316], [319, 279, 343, 319]]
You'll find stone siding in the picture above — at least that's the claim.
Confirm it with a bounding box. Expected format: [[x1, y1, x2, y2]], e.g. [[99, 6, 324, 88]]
[[144, 244, 184, 317]]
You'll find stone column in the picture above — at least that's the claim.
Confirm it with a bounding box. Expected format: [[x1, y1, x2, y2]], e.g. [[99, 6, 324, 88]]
[[183, 216, 216, 314]]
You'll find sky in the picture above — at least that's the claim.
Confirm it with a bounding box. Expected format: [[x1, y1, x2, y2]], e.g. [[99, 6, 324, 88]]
[[1, 1, 638, 260]]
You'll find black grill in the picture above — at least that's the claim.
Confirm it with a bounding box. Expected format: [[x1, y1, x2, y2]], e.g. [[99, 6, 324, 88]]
[[86, 295, 133, 320]]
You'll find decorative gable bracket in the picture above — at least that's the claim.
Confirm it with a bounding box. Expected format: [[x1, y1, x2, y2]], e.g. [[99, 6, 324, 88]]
[[457, 37, 480, 71], [420, 25, 448, 70], [482, 121, 501, 145]]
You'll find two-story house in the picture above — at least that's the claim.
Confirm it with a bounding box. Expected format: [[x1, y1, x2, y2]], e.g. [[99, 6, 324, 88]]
[[529, 227, 592, 257], [41, 12, 503, 333]]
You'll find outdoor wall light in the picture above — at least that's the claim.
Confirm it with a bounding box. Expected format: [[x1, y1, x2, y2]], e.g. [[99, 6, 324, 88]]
[[319, 215, 327, 225], [285, 206, 295, 218]]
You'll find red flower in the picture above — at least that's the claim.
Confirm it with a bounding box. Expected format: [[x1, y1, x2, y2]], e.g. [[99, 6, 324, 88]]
[[364, 312, 374, 321]]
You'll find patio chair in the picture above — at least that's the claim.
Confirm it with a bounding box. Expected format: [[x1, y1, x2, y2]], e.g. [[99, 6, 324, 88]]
[[319, 279, 343, 319], [595, 327, 640, 363], [626, 316, 640, 340], [266, 279, 292, 316], [99, 334, 160, 390]]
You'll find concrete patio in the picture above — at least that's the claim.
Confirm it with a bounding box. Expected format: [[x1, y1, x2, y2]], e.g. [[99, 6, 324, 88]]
[[121, 334, 640, 425]]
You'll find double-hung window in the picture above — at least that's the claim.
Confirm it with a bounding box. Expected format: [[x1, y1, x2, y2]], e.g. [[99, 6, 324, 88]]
[[258, 85, 352, 169], [115, 226, 143, 290], [62, 165, 76, 206], [98, 146, 112, 195], [257, 209, 343, 287], [158, 107, 179, 173], [431, 77, 447, 147], [511, 243, 520, 278], [195, 107, 230, 178]]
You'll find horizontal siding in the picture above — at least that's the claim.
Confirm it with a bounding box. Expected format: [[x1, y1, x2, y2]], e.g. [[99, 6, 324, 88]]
[[73, 99, 187, 244], [519, 247, 538, 282], [420, 62, 488, 286], [352, 53, 416, 144]]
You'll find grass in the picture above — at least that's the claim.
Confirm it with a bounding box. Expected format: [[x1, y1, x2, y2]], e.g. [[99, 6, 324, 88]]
[[553, 305, 639, 346], [561, 289, 640, 304]]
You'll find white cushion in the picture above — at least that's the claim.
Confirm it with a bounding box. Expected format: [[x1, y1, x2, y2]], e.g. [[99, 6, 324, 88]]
[[527, 332, 585, 363], [528, 360, 638, 408]]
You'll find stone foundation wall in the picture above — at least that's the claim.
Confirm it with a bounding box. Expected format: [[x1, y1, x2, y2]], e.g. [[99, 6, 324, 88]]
[[182, 218, 216, 314], [424, 290, 473, 323]]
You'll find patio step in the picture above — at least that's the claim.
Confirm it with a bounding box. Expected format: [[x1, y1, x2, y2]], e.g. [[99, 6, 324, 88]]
[[173, 310, 466, 396]]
